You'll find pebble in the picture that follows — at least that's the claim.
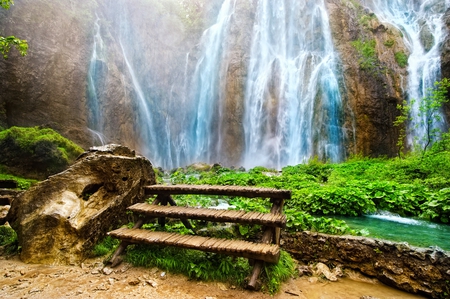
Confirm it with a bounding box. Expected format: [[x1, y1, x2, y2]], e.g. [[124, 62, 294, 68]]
[[145, 279, 158, 288], [102, 267, 113, 275], [128, 279, 140, 286]]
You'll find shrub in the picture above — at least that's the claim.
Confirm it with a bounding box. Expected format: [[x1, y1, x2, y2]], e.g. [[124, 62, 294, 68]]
[[394, 51, 408, 68]]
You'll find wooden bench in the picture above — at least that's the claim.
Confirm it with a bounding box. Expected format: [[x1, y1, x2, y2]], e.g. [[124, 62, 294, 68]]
[[108, 184, 291, 289]]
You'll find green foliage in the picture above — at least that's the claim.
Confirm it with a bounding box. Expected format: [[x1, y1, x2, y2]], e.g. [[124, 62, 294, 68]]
[[92, 236, 120, 257], [1, 0, 13, 10], [0, 225, 19, 254], [0, 225, 16, 245], [384, 40, 395, 47], [417, 78, 450, 154], [125, 243, 294, 294], [263, 251, 296, 294], [285, 209, 361, 235], [0, 126, 84, 177], [0, 168, 37, 189], [393, 79, 450, 156], [351, 39, 378, 71], [125, 244, 251, 286], [1, 0, 28, 59], [393, 100, 412, 158], [420, 188, 450, 223], [394, 51, 408, 68]]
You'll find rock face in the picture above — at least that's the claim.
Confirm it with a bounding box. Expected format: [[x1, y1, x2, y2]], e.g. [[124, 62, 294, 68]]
[[0, 0, 95, 148], [7, 144, 156, 265], [0, 0, 448, 165], [326, 0, 408, 157], [283, 231, 450, 298]]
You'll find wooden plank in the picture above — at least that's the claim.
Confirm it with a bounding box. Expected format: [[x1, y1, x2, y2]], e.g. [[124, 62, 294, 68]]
[[129, 203, 286, 228], [108, 228, 280, 264], [144, 184, 291, 200]]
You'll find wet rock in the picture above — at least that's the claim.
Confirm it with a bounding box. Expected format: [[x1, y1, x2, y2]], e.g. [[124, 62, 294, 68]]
[[7, 144, 155, 265], [297, 265, 313, 277], [283, 231, 450, 298], [314, 263, 337, 281]]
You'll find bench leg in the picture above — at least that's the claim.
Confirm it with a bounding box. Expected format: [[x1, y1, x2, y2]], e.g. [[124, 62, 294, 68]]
[[109, 197, 161, 267]]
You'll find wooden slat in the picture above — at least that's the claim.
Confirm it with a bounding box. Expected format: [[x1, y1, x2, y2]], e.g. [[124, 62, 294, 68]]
[[129, 203, 286, 228], [144, 184, 291, 200], [108, 228, 280, 263]]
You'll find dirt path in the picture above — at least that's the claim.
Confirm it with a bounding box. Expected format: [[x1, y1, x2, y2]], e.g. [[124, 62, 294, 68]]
[[0, 256, 424, 299]]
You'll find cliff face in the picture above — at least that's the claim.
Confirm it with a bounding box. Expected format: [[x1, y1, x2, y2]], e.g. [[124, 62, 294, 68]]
[[326, 0, 408, 157], [0, 0, 95, 147], [0, 0, 448, 167]]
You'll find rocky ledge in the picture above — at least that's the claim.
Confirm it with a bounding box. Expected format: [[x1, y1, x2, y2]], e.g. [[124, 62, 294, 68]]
[[283, 231, 450, 298]]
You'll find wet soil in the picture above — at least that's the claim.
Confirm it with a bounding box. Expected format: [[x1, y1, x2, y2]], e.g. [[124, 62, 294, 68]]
[[0, 256, 425, 299]]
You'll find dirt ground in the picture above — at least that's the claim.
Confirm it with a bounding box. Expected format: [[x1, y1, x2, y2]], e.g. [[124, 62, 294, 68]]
[[0, 255, 426, 299]]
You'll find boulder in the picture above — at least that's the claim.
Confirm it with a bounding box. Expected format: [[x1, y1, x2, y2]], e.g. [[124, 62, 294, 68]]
[[7, 144, 156, 265]]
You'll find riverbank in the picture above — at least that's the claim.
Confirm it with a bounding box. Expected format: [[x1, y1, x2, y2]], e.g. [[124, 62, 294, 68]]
[[0, 255, 424, 299]]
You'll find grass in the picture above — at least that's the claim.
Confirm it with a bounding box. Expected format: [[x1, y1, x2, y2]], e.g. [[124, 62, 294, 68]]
[[124, 243, 295, 294]]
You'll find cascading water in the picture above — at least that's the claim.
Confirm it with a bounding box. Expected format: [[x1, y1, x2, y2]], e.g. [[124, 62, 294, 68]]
[[361, 0, 450, 147], [87, 14, 107, 145], [242, 0, 345, 169], [187, 0, 236, 164]]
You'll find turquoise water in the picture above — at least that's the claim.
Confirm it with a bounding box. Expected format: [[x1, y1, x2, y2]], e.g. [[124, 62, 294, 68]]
[[336, 212, 450, 252]]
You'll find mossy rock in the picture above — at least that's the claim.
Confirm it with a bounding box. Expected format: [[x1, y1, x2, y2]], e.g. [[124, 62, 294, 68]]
[[0, 126, 84, 179]]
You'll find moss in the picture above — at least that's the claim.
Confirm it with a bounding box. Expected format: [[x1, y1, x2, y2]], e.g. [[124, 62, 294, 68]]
[[384, 39, 395, 47], [0, 126, 84, 178]]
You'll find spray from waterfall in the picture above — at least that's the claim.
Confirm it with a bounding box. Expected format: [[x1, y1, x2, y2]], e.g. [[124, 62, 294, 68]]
[[187, 0, 237, 164], [362, 0, 450, 147], [242, 0, 345, 169], [87, 13, 107, 145]]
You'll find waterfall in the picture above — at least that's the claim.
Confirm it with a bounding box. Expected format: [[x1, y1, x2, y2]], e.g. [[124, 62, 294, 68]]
[[242, 0, 345, 169], [87, 13, 107, 145], [115, 3, 171, 168], [361, 0, 450, 147], [187, 0, 237, 164]]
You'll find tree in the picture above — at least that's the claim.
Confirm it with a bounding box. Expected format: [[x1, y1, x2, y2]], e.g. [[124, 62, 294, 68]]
[[394, 78, 450, 157], [417, 78, 450, 154], [1, 0, 28, 59]]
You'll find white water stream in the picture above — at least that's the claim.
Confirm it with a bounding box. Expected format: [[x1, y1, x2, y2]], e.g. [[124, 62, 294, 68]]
[[361, 0, 450, 147]]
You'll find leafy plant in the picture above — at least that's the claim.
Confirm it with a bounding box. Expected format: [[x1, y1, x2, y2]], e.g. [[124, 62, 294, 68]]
[[1, 0, 28, 59], [351, 39, 378, 71], [92, 236, 120, 257], [394, 51, 408, 68], [384, 40, 395, 47]]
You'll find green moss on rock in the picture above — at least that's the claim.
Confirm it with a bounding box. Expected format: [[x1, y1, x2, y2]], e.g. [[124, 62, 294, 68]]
[[0, 126, 84, 178]]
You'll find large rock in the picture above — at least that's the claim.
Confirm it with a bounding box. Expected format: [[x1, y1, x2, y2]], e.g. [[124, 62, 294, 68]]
[[7, 144, 156, 265], [283, 231, 450, 298]]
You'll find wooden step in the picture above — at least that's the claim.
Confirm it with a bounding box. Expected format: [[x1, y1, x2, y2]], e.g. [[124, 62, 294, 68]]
[[144, 184, 291, 200], [128, 203, 286, 228], [108, 227, 280, 263]]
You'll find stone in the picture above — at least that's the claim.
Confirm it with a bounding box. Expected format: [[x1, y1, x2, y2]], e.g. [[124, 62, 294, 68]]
[[282, 231, 450, 298], [145, 280, 158, 288], [102, 267, 113, 275], [314, 262, 338, 281], [7, 144, 155, 265]]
